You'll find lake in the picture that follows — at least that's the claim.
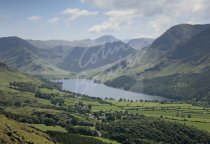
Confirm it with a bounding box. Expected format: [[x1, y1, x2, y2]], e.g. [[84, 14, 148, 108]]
[[56, 79, 167, 101]]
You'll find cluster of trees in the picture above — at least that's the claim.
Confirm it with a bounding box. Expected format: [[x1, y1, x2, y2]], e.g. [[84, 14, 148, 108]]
[[92, 111, 128, 122], [0, 107, 95, 128], [82, 96, 111, 105], [47, 131, 106, 144], [0, 109, 70, 127], [67, 101, 91, 114], [70, 117, 94, 127], [68, 126, 99, 136], [0, 99, 22, 107], [35, 91, 55, 100], [105, 75, 136, 90], [176, 111, 192, 118], [9, 80, 62, 95], [51, 98, 64, 106], [96, 116, 210, 144], [9, 82, 36, 93], [106, 67, 210, 105], [119, 98, 161, 103], [35, 91, 64, 106], [142, 67, 210, 104], [40, 80, 62, 90], [0, 110, 45, 124]]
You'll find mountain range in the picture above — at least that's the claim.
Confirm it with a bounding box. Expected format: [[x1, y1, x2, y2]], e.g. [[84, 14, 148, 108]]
[[1, 23, 210, 102], [27, 35, 119, 49], [97, 24, 210, 102], [60, 41, 137, 72], [0, 35, 139, 74]]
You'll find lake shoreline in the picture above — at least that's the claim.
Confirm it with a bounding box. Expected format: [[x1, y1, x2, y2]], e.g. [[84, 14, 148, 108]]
[[55, 79, 169, 101]]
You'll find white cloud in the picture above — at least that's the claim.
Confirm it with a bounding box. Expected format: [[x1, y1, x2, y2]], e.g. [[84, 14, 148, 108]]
[[81, 0, 165, 16], [107, 9, 138, 22], [28, 16, 43, 22], [81, 0, 114, 9], [49, 17, 60, 24], [88, 9, 138, 33], [82, 0, 210, 19], [88, 22, 119, 33], [85, 0, 210, 37], [148, 16, 173, 32], [62, 8, 98, 23]]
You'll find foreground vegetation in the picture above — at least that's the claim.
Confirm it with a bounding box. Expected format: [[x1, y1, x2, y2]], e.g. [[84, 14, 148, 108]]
[[1, 63, 210, 144], [96, 116, 210, 144], [0, 114, 54, 144], [106, 100, 210, 133]]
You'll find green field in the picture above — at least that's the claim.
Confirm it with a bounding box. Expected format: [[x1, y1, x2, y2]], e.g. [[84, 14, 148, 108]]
[[30, 124, 67, 132], [1, 64, 210, 144], [104, 101, 210, 133]]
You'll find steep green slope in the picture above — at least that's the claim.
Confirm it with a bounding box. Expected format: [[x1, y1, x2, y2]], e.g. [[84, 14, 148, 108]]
[[0, 37, 40, 70], [169, 25, 210, 62], [0, 64, 56, 143], [0, 37, 70, 75], [0, 114, 55, 144], [0, 62, 54, 107], [0, 62, 41, 89], [142, 67, 210, 102], [95, 24, 210, 103]]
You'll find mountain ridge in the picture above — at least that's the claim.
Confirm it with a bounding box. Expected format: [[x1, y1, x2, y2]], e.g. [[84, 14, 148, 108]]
[[0, 36, 70, 75], [27, 35, 120, 49], [61, 41, 137, 72], [91, 23, 210, 102]]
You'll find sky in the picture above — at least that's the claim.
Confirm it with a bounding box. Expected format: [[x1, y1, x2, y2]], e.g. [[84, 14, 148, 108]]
[[0, 0, 210, 40]]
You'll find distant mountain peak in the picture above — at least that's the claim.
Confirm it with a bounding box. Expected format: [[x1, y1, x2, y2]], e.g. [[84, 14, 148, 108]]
[[94, 35, 119, 44], [0, 36, 25, 43], [0, 36, 38, 51]]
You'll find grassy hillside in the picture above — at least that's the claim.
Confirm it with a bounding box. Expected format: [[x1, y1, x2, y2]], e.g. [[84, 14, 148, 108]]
[[0, 62, 118, 143], [1, 62, 210, 143], [0, 62, 41, 90], [0, 114, 54, 144], [0, 37, 71, 76], [95, 24, 210, 104]]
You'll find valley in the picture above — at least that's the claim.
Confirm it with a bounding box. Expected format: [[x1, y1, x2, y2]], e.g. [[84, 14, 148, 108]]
[[1, 22, 210, 143], [2, 0, 210, 143], [1, 58, 210, 143], [89, 24, 210, 105]]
